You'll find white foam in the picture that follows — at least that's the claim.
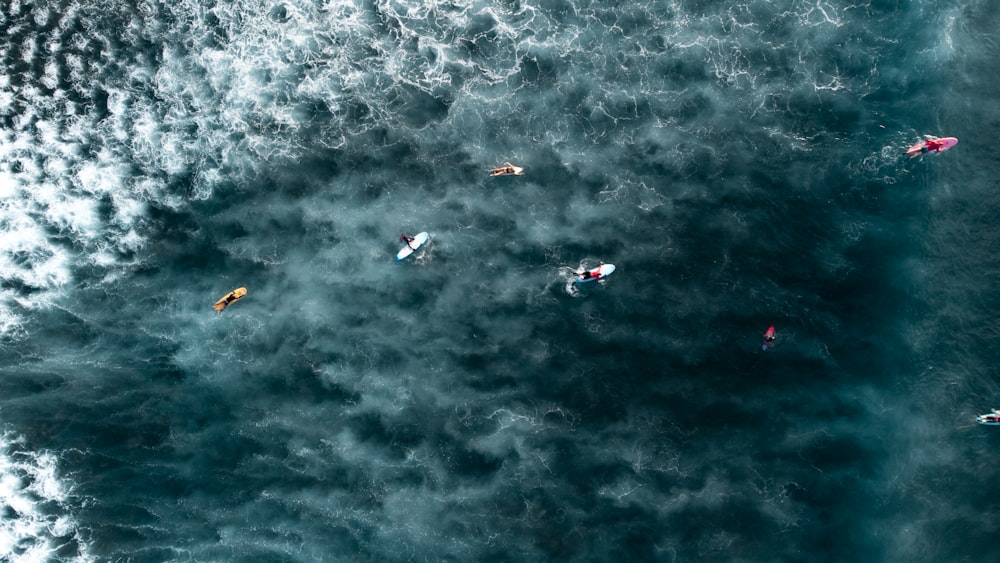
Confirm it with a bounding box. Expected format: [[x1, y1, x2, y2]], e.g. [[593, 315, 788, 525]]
[[0, 53, 168, 334], [0, 432, 93, 562]]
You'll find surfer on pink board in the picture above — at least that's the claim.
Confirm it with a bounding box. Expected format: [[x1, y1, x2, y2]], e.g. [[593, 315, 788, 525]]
[[762, 325, 776, 351], [906, 136, 957, 157]]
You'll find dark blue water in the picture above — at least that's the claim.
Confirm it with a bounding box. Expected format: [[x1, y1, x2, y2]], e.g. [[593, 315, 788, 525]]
[[2, 0, 999, 560]]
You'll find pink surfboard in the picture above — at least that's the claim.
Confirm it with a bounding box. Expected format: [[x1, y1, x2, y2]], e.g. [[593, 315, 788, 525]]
[[762, 325, 776, 351], [906, 137, 958, 156]]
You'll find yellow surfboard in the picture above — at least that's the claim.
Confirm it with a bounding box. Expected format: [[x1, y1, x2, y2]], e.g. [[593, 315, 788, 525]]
[[213, 287, 247, 312]]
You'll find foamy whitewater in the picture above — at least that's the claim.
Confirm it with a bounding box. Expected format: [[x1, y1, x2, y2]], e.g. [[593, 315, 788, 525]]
[[2, 0, 1000, 560]]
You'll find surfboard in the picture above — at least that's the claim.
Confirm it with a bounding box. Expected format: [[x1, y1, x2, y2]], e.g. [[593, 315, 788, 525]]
[[575, 263, 615, 283], [977, 411, 1000, 426], [906, 137, 958, 156], [396, 232, 429, 261], [491, 165, 523, 176], [762, 325, 776, 351], [213, 287, 247, 312], [489, 162, 524, 176]]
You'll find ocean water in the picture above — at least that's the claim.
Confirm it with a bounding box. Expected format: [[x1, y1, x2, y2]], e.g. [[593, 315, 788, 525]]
[[1, 0, 999, 560]]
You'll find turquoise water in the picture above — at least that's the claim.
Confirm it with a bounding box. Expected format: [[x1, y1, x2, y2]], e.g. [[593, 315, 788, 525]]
[[1, 0, 999, 560]]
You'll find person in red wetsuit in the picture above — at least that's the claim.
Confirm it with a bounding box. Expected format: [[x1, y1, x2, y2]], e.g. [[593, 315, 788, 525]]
[[922, 138, 945, 153], [578, 262, 604, 281]]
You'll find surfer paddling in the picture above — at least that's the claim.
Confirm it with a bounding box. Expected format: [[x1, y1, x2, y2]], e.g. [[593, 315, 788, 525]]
[[573, 262, 615, 284], [977, 410, 1000, 425], [906, 136, 958, 158], [400, 234, 416, 249], [489, 162, 524, 177], [762, 325, 776, 351], [578, 262, 604, 281], [213, 287, 247, 313]]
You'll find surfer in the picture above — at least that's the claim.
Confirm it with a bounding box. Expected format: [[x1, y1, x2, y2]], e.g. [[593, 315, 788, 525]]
[[214, 287, 247, 313], [395, 232, 428, 261], [578, 262, 604, 281], [489, 162, 524, 177], [907, 136, 957, 157], [762, 325, 776, 350], [978, 410, 1000, 424], [920, 138, 945, 154]]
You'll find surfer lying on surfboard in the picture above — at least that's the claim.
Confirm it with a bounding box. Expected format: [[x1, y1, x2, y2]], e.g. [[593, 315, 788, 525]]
[[977, 410, 1000, 425], [213, 287, 247, 313], [906, 136, 957, 157], [489, 162, 524, 177], [400, 234, 416, 249], [762, 325, 776, 351], [574, 262, 615, 283]]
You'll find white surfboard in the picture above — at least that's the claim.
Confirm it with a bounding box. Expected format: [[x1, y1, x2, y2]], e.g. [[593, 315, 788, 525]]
[[575, 263, 615, 283], [396, 232, 429, 261]]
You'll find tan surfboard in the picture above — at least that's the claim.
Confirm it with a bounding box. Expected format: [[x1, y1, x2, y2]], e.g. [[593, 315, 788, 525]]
[[213, 287, 247, 312]]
